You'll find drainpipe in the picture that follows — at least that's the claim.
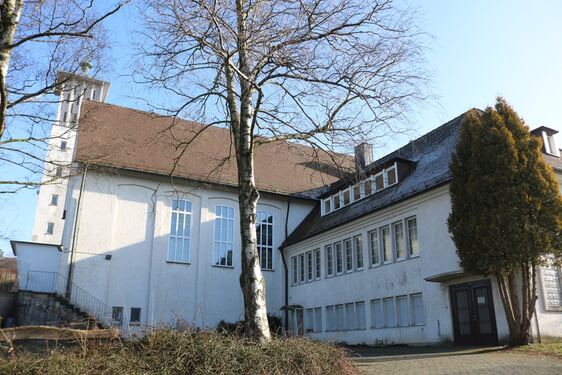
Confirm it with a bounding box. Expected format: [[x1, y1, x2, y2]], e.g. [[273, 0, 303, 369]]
[[66, 166, 87, 298], [280, 198, 292, 331]]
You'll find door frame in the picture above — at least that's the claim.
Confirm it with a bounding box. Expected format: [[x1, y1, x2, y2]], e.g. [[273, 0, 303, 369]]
[[450, 279, 499, 346]]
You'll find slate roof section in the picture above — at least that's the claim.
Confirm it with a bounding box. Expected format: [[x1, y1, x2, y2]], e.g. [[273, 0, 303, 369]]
[[282, 112, 468, 247], [75, 101, 354, 198]]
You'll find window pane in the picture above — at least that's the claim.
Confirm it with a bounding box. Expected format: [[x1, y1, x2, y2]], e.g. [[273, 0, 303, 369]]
[[305, 308, 314, 332], [299, 254, 305, 282], [335, 305, 344, 331], [381, 226, 392, 263], [354, 235, 363, 269], [257, 211, 274, 270], [397, 295, 409, 327], [411, 293, 424, 325], [345, 303, 355, 330], [292, 257, 298, 284], [314, 249, 321, 279], [394, 221, 405, 259], [364, 179, 373, 196], [213, 205, 234, 266], [386, 166, 397, 185], [335, 242, 343, 274], [375, 173, 384, 191], [326, 306, 334, 331], [314, 307, 322, 332], [168, 199, 192, 263], [356, 302, 366, 330], [130, 307, 141, 322], [369, 230, 379, 266], [325, 245, 333, 276], [344, 239, 353, 272], [371, 300, 383, 328], [307, 251, 313, 281], [383, 297, 396, 327], [407, 217, 419, 256]]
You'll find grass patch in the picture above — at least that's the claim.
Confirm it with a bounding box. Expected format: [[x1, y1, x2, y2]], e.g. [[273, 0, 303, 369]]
[[0, 329, 361, 375], [508, 341, 562, 359]]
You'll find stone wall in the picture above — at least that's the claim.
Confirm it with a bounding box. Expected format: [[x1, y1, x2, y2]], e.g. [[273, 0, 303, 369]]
[[17, 291, 96, 329], [0, 292, 17, 327]]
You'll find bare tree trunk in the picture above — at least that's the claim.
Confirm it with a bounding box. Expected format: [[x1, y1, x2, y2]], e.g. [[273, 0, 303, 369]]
[[233, 0, 271, 343], [0, 0, 24, 138], [496, 264, 537, 346]]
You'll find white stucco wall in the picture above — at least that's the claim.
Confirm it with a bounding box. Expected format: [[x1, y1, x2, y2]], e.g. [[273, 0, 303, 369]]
[[56, 170, 315, 330]]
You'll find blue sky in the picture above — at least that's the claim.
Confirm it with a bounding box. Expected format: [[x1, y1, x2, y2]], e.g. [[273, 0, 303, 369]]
[[2, 0, 561, 256]]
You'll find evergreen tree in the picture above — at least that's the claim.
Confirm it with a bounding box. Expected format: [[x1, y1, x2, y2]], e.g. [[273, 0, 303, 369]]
[[448, 97, 562, 346]]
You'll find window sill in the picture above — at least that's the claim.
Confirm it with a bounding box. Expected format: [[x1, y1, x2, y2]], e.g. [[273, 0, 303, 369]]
[[166, 260, 191, 265], [212, 264, 234, 269]]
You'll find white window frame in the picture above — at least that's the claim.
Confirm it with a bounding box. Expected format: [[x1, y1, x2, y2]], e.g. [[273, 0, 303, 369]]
[[354, 234, 364, 270], [213, 205, 235, 267], [306, 251, 313, 281], [381, 225, 392, 264], [406, 216, 419, 257], [356, 301, 366, 330], [371, 299, 383, 329], [383, 297, 396, 328], [397, 295, 410, 327], [335, 241, 343, 275], [299, 253, 305, 283], [168, 199, 192, 264], [344, 238, 353, 273], [291, 256, 298, 285], [368, 229, 380, 267], [313, 307, 323, 333], [314, 248, 322, 279], [393, 221, 406, 261], [325, 244, 334, 277], [410, 293, 425, 325], [257, 210, 274, 270]]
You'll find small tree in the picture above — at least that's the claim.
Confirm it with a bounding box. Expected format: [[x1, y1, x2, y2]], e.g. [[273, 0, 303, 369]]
[[448, 98, 562, 346], [139, 0, 429, 341]]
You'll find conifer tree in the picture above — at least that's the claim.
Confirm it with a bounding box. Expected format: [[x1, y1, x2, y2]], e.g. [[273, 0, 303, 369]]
[[448, 97, 562, 346]]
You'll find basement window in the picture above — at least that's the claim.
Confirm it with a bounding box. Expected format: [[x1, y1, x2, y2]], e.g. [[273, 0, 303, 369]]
[[112, 306, 123, 323], [130, 307, 141, 323]]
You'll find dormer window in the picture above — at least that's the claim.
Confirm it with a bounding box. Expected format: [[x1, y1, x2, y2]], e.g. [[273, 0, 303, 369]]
[[321, 161, 403, 216], [531, 126, 560, 157]]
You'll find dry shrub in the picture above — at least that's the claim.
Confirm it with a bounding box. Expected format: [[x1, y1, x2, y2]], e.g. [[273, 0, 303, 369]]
[[0, 329, 361, 375]]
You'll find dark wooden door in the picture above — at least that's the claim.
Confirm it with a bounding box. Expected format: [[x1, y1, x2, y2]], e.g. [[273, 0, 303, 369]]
[[451, 280, 498, 346]]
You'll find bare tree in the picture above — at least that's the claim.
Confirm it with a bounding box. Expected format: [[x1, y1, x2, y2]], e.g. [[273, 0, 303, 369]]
[[139, 0, 428, 341], [0, 0, 127, 193]]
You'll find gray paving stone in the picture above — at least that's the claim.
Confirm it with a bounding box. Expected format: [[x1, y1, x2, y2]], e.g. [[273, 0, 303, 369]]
[[351, 346, 562, 375]]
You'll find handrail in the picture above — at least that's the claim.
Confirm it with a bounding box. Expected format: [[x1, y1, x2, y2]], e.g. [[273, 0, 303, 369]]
[[18, 271, 114, 327]]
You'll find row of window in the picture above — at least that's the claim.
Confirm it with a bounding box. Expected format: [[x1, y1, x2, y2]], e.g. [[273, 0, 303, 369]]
[[291, 216, 419, 285], [167, 199, 274, 270], [322, 162, 398, 216], [293, 293, 424, 334]]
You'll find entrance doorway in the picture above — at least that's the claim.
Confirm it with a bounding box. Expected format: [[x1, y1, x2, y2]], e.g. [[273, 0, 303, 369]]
[[450, 280, 498, 346]]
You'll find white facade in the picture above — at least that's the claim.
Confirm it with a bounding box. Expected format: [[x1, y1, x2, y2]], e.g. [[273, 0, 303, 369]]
[[51, 169, 315, 329], [284, 175, 562, 346], [16, 73, 562, 344]]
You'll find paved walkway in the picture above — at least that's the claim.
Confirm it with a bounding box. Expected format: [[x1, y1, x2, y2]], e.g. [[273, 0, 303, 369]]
[[351, 346, 562, 375]]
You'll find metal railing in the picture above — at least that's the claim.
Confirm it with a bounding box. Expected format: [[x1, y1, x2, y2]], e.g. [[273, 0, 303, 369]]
[[19, 271, 113, 327]]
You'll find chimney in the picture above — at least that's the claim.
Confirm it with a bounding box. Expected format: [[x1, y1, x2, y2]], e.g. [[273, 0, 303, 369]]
[[355, 143, 373, 170]]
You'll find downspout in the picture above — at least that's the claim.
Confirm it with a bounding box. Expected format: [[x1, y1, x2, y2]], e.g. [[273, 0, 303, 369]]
[[66, 166, 87, 298], [280, 197, 292, 331]]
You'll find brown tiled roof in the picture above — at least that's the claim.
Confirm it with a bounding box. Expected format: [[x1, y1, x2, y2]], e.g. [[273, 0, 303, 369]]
[[75, 101, 353, 197]]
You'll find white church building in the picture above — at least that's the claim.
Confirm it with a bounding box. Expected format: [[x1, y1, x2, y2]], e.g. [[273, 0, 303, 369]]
[[12, 73, 562, 346]]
